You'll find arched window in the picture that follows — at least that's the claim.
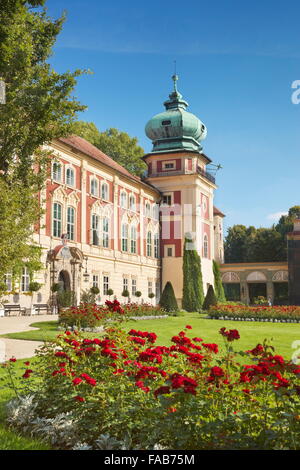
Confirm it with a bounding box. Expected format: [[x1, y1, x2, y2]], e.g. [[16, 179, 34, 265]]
[[130, 225, 137, 254], [66, 167, 75, 187], [67, 206, 75, 241], [145, 202, 151, 217], [102, 217, 109, 248], [53, 202, 62, 237], [154, 232, 159, 258], [120, 191, 127, 209], [91, 214, 100, 245], [129, 194, 136, 212], [147, 231, 152, 257], [122, 223, 128, 251], [91, 178, 98, 197], [101, 182, 108, 200], [203, 234, 208, 258], [52, 163, 62, 182]]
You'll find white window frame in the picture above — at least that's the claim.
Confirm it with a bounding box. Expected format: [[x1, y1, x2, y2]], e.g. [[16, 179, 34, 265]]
[[129, 194, 136, 212], [147, 231, 152, 257], [52, 162, 62, 183], [91, 214, 100, 246], [161, 193, 173, 206], [162, 160, 176, 171], [66, 167, 75, 187], [67, 206, 75, 241], [203, 234, 209, 258], [120, 191, 127, 209], [91, 178, 99, 197], [53, 202, 62, 238], [101, 182, 109, 201], [102, 217, 109, 248], [121, 223, 128, 252], [103, 276, 109, 295], [130, 225, 137, 254], [21, 267, 30, 292]]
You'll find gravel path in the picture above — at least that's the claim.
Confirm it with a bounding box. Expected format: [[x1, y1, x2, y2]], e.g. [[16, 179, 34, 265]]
[[0, 314, 58, 362]]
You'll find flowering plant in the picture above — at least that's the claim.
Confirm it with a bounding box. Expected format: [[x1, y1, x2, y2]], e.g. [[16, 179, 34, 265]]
[[2, 324, 300, 450], [209, 304, 300, 322]]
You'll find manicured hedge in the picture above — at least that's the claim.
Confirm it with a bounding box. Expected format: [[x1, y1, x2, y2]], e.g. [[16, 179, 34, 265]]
[[208, 304, 300, 322]]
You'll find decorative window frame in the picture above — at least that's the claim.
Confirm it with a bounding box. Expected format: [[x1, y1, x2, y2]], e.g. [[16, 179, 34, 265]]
[[52, 162, 63, 183], [162, 160, 176, 171], [203, 234, 209, 258], [161, 193, 173, 207], [129, 193, 136, 212], [120, 190, 128, 209], [164, 244, 174, 257], [90, 176, 99, 197], [66, 205, 76, 241], [65, 165, 75, 188], [101, 181, 109, 201]]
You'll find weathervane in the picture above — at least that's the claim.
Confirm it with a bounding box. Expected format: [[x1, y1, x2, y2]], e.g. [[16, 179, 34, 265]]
[[207, 163, 223, 175], [172, 60, 179, 92]]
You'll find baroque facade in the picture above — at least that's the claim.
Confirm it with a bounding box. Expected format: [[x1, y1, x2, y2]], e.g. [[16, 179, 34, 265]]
[[4, 77, 224, 310]]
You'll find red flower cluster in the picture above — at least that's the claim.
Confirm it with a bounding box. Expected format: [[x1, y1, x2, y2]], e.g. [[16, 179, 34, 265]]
[[128, 329, 157, 344], [105, 299, 124, 314], [219, 327, 240, 342]]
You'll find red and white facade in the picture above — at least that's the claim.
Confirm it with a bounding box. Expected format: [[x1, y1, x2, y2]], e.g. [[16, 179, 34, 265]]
[[4, 134, 224, 309]]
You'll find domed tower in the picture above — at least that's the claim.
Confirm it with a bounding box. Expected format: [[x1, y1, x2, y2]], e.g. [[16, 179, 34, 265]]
[[143, 76, 219, 306]]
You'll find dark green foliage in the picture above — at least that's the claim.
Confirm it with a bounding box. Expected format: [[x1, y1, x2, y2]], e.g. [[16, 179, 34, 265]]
[[213, 260, 226, 302], [107, 289, 114, 296], [0, 0, 85, 283], [203, 285, 218, 311], [148, 292, 155, 299], [224, 206, 300, 263], [182, 236, 204, 312], [121, 289, 130, 298], [28, 282, 41, 292], [159, 282, 178, 312], [135, 291, 142, 298], [90, 286, 100, 295], [71, 122, 147, 176]]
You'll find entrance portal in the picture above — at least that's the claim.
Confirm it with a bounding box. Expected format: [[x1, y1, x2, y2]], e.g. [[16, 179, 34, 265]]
[[248, 283, 267, 304], [58, 270, 71, 292]]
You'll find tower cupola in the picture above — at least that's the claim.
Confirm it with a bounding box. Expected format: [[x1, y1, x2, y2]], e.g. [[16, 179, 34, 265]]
[[145, 75, 207, 153]]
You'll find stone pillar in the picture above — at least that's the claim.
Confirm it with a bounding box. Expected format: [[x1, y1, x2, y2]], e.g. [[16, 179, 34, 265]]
[[266, 281, 274, 304], [240, 281, 249, 305]]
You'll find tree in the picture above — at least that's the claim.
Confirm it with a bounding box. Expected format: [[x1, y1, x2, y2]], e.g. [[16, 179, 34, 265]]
[[202, 285, 218, 311], [224, 225, 249, 263], [71, 122, 147, 176], [213, 260, 226, 302], [0, 0, 85, 282], [182, 236, 204, 312], [159, 282, 178, 312]]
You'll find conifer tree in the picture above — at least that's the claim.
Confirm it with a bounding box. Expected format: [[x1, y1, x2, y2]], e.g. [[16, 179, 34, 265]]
[[213, 260, 226, 302], [203, 285, 218, 311], [182, 235, 204, 312], [159, 282, 178, 312]]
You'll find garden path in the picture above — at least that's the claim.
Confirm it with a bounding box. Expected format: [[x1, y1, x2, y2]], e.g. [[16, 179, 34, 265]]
[[0, 314, 58, 361]]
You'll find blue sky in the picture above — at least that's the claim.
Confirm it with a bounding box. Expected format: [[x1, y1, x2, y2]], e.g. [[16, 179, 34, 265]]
[[45, 0, 300, 233]]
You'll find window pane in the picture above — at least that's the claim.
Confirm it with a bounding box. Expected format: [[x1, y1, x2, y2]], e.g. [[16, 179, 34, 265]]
[[67, 207, 75, 241], [53, 203, 62, 237]]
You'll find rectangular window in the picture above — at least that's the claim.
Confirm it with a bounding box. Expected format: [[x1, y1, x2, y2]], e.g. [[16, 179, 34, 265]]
[[103, 276, 109, 295], [93, 275, 99, 288], [21, 267, 30, 292], [130, 226, 137, 254], [122, 224, 128, 252], [102, 217, 109, 248], [148, 281, 153, 296], [66, 168, 75, 186], [92, 214, 100, 245], [123, 277, 128, 293], [162, 195, 172, 206], [67, 207, 75, 241], [167, 247, 173, 257], [155, 281, 160, 300], [132, 279, 137, 296], [154, 233, 159, 258], [52, 163, 62, 182], [53, 202, 62, 238]]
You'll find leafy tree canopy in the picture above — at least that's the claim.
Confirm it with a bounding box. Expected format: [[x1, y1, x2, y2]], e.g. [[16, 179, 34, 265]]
[[224, 206, 300, 263], [0, 0, 85, 282], [71, 121, 147, 177]]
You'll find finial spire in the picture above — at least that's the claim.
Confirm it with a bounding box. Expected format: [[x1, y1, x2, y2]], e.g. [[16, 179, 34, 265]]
[[172, 60, 178, 92]]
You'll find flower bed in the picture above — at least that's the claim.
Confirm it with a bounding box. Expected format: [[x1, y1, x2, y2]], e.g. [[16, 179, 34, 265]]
[[2, 326, 300, 450], [208, 304, 300, 322], [59, 300, 167, 329]]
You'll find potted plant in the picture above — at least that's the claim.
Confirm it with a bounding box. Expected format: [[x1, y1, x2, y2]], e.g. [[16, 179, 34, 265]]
[[121, 289, 130, 303], [107, 289, 114, 299], [28, 281, 42, 315]]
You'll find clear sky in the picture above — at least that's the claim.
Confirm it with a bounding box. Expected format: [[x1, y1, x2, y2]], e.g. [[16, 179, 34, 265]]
[[45, 0, 300, 233]]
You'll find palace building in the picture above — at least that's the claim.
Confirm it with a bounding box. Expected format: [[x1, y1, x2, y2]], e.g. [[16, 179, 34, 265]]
[[4, 77, 225, 311]]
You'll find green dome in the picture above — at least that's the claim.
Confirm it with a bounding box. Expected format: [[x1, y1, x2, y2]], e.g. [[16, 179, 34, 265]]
[[145, 75, 207, 153]]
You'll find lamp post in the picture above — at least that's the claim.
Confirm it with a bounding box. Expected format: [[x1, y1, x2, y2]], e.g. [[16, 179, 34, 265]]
[[83, 255, 90, 283]]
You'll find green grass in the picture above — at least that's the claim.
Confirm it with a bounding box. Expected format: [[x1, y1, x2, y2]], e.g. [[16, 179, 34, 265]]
[[0, 357, 51, 450], [2, 314, 300, 359]]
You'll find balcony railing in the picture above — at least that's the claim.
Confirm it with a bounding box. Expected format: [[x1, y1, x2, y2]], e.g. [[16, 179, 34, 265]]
[[196, 167, 216, 184], [144, 167, 216, 184]]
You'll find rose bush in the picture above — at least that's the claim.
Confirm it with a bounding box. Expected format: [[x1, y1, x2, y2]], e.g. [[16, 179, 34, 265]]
[[59, 301, 167, 329], [209, 304, 300, 322], [2, 325, 300, 450]]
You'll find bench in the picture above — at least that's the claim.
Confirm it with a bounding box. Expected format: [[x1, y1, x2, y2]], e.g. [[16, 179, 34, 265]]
[[4, 304, 26, 316], [33, 304, 51, 315]]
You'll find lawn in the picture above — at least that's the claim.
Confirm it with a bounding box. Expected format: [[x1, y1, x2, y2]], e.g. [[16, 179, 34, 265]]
[[2, 314, 300, 360], [0, 357, 51, 450]]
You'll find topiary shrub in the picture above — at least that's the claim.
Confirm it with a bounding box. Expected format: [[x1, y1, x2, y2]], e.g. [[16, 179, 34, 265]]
[[90, 286, 100, 295], [213, 260, 226, 302], [148, 292, 155, 299], [182, 235, 204, 312], [159, 282, 178, 312], [202, 285, 218, 311], [107, 289, 114, 297], [121, 290, 130, 298], [135, 291, 142, 298]]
